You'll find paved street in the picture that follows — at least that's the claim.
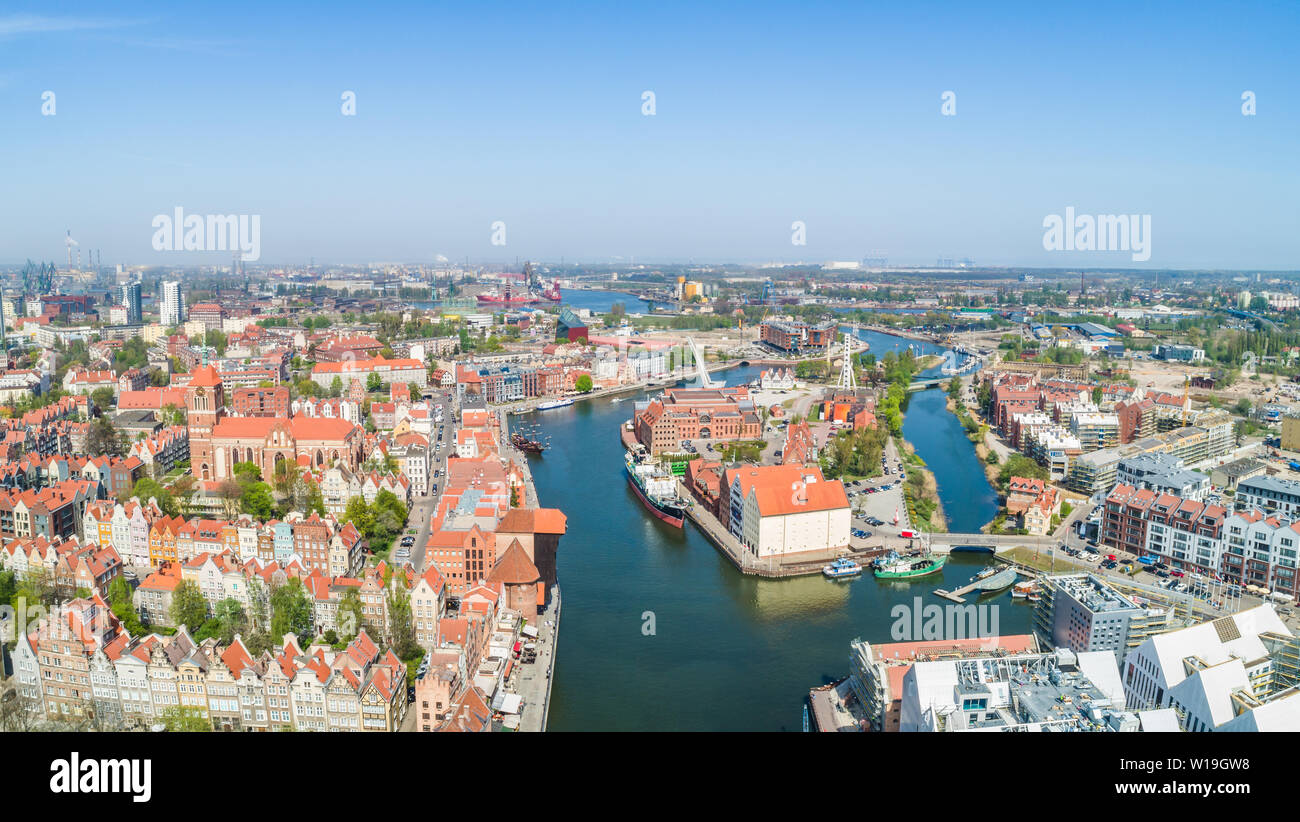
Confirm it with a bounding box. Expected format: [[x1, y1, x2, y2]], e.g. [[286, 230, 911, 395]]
[[407, 389, 455, 573]]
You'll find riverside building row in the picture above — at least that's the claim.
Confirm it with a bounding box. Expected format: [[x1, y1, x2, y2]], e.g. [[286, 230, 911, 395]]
[[1099, 475, 1300, 600]]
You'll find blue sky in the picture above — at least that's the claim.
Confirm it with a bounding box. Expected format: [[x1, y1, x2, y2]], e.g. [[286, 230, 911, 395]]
[[2, 1, 1298, 268]]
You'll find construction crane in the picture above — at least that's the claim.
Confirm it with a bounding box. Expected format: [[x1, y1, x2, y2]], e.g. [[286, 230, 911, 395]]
[[1183, 374, 1191, 427]]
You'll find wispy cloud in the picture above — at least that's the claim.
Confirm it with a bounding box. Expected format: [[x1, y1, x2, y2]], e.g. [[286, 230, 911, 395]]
[[110, 37, 246, 58], [0, 14, 139, 37]]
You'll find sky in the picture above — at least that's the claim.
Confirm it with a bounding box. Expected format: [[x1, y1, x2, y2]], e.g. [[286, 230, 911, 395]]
[[1, 1, 1298, 269]]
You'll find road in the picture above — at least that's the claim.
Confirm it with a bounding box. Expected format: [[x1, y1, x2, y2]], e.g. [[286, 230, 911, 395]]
[[406, 389, 456, 573]]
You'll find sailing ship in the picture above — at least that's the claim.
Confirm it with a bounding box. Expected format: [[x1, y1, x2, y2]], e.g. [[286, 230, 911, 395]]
[[510, 432, 546, 453]]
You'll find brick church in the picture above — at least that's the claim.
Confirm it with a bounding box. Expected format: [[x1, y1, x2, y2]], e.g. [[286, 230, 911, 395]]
[[187, 366, 366, 482]]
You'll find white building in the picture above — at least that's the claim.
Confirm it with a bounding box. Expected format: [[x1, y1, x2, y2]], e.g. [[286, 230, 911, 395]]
[[730, 467, 850, 559], [1121, 605, 1295, 730], [161, 280, 185, 327], [899, 649, 1132, 732]]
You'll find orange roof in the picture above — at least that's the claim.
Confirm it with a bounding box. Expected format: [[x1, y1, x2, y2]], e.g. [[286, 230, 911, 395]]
[[486, 539, 540, 585], [752, 477, 848, 516], [187, 365, 223, 388]]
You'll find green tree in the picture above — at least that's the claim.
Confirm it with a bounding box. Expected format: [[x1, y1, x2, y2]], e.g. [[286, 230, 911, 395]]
[[213, 598, 249, 645], [232, 461, 263, 485], [337, 587, 364, 640], [366, 372, 383, 392], [170, 579, 208, 631], [329, 376, 343, 398], [270, 578, 313, 643], [241, 482, 276, 519], [159, 705, 211, 732], [385, 572, 419, 658], [997, 454, 1049, 491], [107, 576, 144, 635], [86, 416, 124, 457], [574, 374, 593, 393], [90, 386, 116, 413]]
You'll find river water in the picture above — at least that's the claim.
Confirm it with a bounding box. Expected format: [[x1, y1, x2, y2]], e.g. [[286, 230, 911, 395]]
[[520, 329, 1010, 731]]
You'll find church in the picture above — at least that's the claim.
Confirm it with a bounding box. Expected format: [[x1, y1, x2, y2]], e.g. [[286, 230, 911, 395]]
[[186, 366, 367, 482]]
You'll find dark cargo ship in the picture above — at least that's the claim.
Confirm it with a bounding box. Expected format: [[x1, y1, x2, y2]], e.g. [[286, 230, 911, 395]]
[[625, 449, 687, 527]]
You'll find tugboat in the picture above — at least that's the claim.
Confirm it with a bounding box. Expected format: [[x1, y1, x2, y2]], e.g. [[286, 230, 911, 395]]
[[822, 558, 863, 579], [872, 551, 947, 579], [625, 449, 688, 527]]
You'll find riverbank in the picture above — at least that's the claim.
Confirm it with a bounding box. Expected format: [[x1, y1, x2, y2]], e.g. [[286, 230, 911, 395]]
[[896, 438, 948, 532], [500, 443, 560, 731], [504, 359, 741, 415], [916, 354, 943, 372], [946, 393, 1002, 490], [854, 323, 944, 345], [523, 358, 1035, 731]]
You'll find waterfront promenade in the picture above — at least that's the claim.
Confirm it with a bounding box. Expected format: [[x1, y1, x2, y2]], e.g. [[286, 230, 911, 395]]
[[516, 586, 560, 732], [498, 431, 561, 731]]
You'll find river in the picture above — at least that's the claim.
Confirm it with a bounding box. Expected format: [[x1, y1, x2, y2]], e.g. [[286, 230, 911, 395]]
[[521, 330, 1008, 731]]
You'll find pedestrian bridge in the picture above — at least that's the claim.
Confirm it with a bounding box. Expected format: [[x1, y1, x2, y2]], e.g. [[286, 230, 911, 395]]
[[927, 533, 1056, 553], [907, 378, 945, 391]]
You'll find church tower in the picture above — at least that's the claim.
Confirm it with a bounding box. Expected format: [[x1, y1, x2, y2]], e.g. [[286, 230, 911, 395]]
[[186, 365, 224, 480]]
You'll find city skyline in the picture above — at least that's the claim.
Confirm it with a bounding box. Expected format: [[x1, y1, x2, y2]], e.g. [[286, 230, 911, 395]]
[[1, 2, 1297, 269]]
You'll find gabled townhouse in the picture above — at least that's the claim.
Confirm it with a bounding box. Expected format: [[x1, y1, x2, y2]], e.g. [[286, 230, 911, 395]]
[[411, 566, 447, 650]]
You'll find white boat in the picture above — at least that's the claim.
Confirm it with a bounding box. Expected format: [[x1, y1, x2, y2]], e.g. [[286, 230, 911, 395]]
[[822, 558, 863, 579], [536, 398, 575, 411]]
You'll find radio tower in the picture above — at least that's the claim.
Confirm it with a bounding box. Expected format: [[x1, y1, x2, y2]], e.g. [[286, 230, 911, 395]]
[[836, 331, 857, 390]]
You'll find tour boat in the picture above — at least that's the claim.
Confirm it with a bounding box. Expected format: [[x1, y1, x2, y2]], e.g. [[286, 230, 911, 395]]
[[536, 398, 575, 411]]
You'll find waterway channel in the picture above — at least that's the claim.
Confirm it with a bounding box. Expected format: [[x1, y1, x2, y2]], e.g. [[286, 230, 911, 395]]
[[522, 330, 1010, 731]]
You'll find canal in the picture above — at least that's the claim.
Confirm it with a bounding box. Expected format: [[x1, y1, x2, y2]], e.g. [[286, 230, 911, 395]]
[[524, 332, 1009, 731]]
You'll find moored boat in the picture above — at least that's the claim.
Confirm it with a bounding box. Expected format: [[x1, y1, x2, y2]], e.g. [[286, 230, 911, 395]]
[[625, 449, 687, 528], [537, 398, 575, 411], [1012, 580, 1038, 599], [510, 432, 546, 453], [822, 558, 863, 579], [872, 551, 946, 579]]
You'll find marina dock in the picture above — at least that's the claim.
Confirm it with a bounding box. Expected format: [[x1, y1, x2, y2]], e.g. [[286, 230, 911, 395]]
[[933, 565, 1019, 603]]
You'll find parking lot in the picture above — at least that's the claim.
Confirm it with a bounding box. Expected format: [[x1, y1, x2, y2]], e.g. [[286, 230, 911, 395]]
[[844, 444, 911, 546]]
